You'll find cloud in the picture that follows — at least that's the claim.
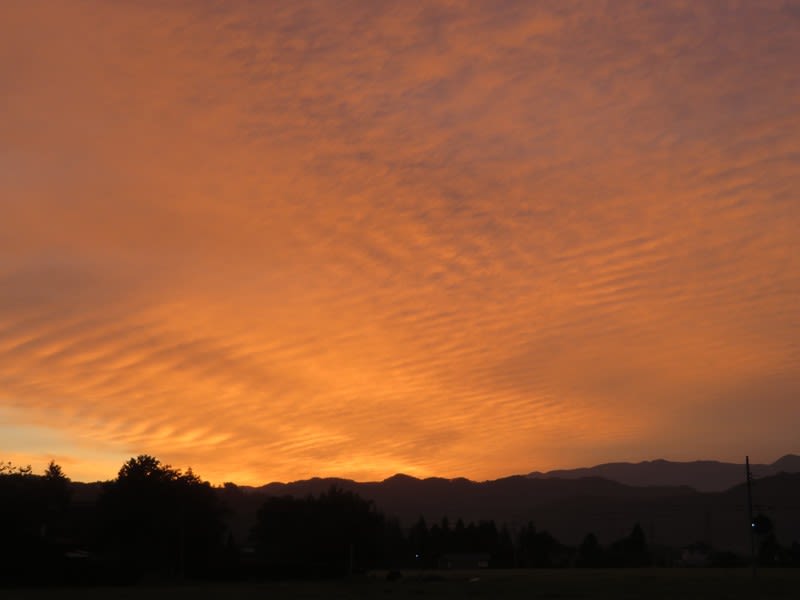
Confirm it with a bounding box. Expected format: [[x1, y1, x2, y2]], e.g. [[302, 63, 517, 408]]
[[1, 1, 798, 483]]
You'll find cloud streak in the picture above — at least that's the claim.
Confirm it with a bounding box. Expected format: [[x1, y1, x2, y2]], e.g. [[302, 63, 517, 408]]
[[1, 1, 798, 483]]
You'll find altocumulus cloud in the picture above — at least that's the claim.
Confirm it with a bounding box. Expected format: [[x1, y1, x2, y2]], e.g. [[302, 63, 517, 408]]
[[0, 1, 798, 483]]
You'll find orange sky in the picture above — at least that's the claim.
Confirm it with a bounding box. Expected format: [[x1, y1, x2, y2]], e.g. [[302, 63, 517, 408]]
[[1, 1, 799, 484]]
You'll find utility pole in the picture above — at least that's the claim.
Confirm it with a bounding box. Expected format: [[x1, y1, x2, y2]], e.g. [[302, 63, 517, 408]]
[[745, 456, 756, 580]]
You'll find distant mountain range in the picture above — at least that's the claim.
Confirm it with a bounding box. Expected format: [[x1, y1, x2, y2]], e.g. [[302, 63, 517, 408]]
[[247, 473, 696, 527], [71, 454, 800, 553], [526, 454, 800, 492], [211, 455, 800, 552]]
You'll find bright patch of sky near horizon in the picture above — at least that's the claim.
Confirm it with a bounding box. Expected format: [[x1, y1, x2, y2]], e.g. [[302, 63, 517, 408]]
[[1, 1, 799, 484]]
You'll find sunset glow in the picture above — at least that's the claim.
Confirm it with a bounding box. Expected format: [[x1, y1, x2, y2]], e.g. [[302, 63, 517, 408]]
[[2, 1, 798, 484]]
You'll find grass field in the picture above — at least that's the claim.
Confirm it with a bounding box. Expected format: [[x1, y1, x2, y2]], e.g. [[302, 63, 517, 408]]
[[4, 569, 799, 599]]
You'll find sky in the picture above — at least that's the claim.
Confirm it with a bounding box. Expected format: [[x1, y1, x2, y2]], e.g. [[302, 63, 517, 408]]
[[1, 1, 799, 485]]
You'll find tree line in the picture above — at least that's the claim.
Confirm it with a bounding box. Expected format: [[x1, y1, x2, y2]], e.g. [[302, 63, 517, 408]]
[[1, 456, 797, 585]]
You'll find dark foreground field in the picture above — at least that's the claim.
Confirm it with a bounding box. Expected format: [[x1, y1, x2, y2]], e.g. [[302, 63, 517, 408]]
[[4, 569, 799, 600]]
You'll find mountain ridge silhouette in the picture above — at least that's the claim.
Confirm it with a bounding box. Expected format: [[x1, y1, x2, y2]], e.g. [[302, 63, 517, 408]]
[[225, 469, 800, 553], [526, 454, 800, 492], [238, 454, 799, 493]]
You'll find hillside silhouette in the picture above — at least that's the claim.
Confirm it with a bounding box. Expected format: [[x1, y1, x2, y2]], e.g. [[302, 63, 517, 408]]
[[63, 454, 800, 554], [527, 455, 800, 492], [248, 474, 694, 530], [215, 469, 800, 554], [4, 454, 799, 585]]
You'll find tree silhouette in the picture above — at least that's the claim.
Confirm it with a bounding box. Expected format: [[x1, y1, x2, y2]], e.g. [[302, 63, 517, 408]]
[[577, 532, 604, 567], [251, 486, 388, 577], [753, 514, 785, 565], [43, 460, 71, 514], [0, 460, 71, 583], [44, 460, 66, 479], [409, 516, 429, 565], [0, 460, 32, 475], [517, 522, 564, 567], [98, 455, 226, 579], [608, 523, 649, 567]]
